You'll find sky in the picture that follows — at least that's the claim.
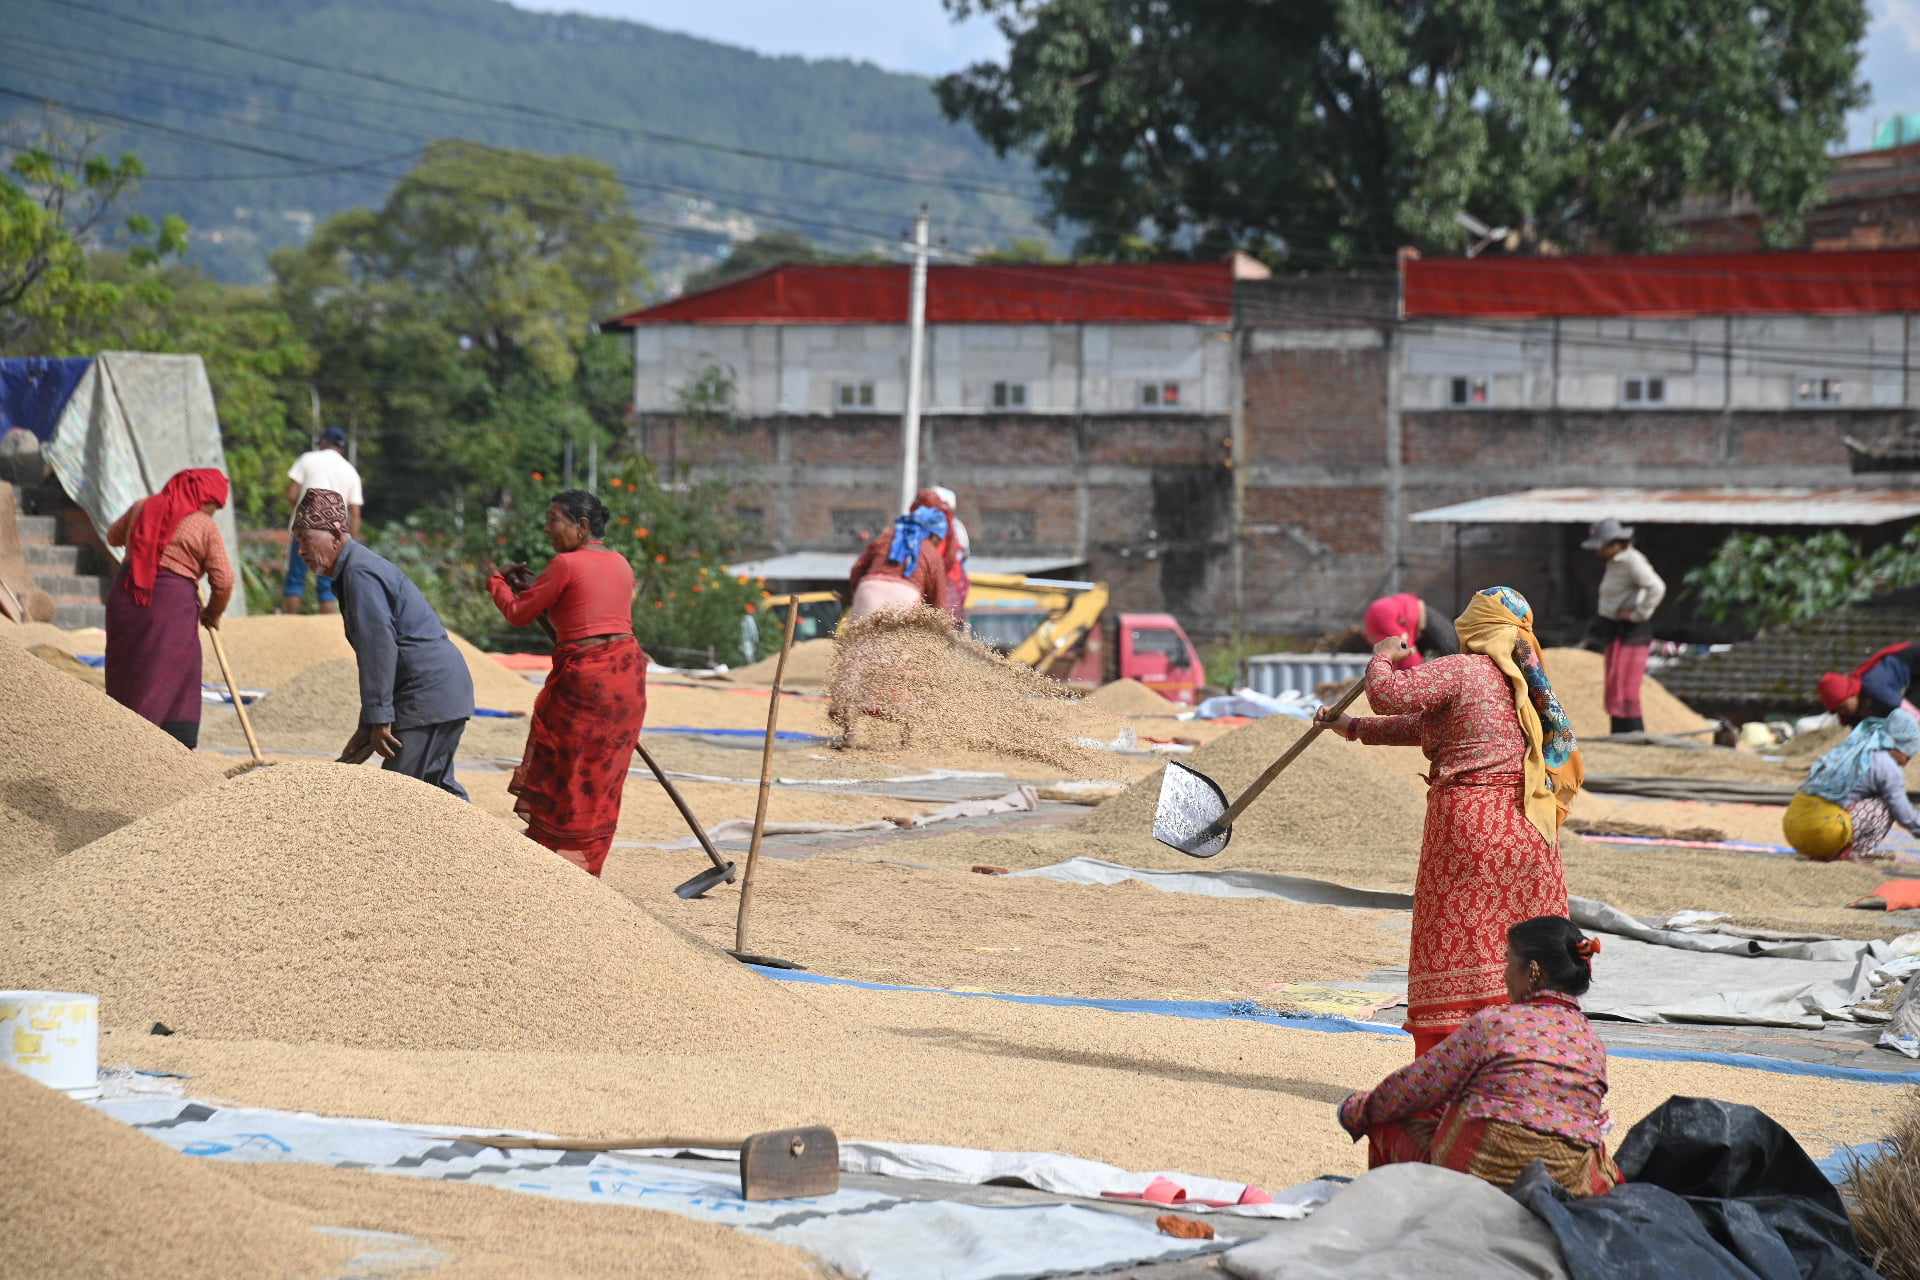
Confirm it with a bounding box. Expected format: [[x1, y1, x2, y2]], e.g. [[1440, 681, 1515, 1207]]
[[513, 0, 1918, 152]]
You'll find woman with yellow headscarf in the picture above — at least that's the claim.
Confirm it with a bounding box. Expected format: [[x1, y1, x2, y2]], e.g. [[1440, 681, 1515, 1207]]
[[1317, 586, 1583, 1062]]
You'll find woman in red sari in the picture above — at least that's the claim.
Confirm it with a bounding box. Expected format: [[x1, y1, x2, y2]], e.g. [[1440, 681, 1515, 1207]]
[[488, 490, 645, 877], [104, 468, 234, 748], [1318, 586, 1583, 1054]]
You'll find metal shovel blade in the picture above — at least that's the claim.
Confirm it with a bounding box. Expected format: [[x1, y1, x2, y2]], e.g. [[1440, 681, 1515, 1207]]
[[673, 861, 737, 899], [1152, 760, 1234, 858]]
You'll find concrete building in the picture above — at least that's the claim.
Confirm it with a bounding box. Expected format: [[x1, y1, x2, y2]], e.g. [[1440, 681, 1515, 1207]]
[[602, 261, 1257, 618], [605, 247, 1920, 646]]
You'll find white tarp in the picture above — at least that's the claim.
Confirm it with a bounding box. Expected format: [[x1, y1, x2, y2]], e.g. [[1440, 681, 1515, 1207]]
[[43, 353, 246, 616], [1223, 1164, 1570, 1280], [90, 1095, 1248, 1278]]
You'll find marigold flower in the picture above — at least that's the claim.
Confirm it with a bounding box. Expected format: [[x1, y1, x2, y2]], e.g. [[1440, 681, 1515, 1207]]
[[531, 471, 544, 482], [655, 553, 668, 564]]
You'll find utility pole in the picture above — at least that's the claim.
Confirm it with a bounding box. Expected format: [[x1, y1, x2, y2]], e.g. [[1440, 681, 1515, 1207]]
[[900, 206, 930, 512]]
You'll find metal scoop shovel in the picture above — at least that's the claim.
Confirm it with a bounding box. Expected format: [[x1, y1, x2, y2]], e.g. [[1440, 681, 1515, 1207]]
[[1152, 676, 1369, 857]]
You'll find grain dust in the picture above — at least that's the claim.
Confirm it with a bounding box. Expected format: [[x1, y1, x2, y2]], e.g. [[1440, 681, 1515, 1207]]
[[0, 629, 223, 877], [0, 1069, 353, 1279], [0, 762, 810, 1050]]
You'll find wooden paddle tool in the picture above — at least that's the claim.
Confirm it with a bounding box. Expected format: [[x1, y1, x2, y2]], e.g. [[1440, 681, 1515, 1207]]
[[1151, 674, 1368, 858]]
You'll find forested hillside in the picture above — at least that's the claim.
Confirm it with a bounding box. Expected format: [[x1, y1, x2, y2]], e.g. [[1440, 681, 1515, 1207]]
[[1, 0, 1050, 284]]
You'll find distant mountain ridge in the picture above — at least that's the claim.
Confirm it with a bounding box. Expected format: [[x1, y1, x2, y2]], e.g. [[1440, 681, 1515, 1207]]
[[1, 0, 1049, 285]]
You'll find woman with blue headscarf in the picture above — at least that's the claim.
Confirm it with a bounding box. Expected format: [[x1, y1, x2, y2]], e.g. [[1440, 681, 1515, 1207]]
[[846, 502, 952, 623], [1785, 710, 1920, 862], [1317, 586, 1583, 1068]]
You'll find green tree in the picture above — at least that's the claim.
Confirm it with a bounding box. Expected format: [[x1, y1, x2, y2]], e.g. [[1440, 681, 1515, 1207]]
[[273, 141, 650, 513], [0, 134, 186, 351], [1685, 528, 1920, 631], [378, 456, 762, 662], [973, 236, 1063, 264], [682, 230, 824, 293], [937, 0, 1868, 264], [73, 258, 315, 523]]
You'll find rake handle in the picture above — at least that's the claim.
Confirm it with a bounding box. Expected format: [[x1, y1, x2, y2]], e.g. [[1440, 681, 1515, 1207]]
[[1217, 674, 1369, 827], [636, 740, 730, 876], [206, 625, 264, 765]]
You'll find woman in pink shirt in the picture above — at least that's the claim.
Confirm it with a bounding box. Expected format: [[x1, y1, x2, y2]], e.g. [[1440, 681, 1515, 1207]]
[[487, 490, 646, 877], [1337, 915, 1622, 1197]]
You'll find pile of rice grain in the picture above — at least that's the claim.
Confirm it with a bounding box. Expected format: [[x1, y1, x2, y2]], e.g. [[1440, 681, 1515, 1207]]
[[731, 637, 837, 687], [1541, 646, 1710, 740], [1081, 712, 1431, 852], [826, 606, 1110, 771], [1, 1069, 353, 1278], [1081, 678, 1181, 716], [0, 630, 224, 877], [0, 762, 809, 1050]]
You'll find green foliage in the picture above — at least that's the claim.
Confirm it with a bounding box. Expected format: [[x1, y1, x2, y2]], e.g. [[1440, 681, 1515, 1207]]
[[1685, 528, 1920, 631], [938, 0, 1868, 264], [973, 237, 1063, 264], [274, 142, 649, 515], [372, 457, 763, 663], [0, 137, 186, 351]]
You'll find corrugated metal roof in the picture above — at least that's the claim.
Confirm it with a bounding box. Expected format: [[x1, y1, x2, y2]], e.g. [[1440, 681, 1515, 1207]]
[[727, 552, 1085, 580], [1410, 487, 1920, 526], [1402, 247, 1920, 319], [602, 262, 1235, 328]]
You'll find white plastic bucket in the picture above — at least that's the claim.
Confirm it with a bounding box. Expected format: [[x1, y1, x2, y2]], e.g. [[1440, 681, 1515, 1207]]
[[0, 992, 99, 1099]]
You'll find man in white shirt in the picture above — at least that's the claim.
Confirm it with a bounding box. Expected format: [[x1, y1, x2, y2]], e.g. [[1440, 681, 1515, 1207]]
[[1584, 517, 1666, 735], [283, 427, 365, 614]]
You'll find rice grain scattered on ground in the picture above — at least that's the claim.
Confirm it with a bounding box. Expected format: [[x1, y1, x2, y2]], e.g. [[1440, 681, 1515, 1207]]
[[0, 762, 810, 1050], [1081, 678, 1183, 717], [731, 637, 837, 687], [0, 630, 223, 877]]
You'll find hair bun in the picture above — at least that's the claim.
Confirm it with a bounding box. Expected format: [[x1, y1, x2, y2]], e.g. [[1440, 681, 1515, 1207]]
[[1573, 937, 1601, 959]]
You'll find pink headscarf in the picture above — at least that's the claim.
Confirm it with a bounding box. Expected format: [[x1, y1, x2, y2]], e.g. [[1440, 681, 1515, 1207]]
[[1363, 594, 1425, 670]]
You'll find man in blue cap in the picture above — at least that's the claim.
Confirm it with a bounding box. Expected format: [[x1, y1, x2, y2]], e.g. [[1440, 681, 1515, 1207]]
[[283, 426, 365, 614]]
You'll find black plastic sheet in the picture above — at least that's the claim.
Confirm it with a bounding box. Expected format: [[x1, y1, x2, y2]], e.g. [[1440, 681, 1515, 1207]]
[[1512, 1097, 1880, 1280]]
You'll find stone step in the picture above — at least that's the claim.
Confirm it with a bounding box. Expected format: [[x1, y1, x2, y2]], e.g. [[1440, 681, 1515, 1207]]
[[32, 572, 106, 600], [14, 514, 56, 545], [51, 601, 105, 629], [23, 543, 80, 572]]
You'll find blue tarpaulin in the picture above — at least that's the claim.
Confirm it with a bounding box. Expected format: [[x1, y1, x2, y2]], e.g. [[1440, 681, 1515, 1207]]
[[0, 357, 92, 442]]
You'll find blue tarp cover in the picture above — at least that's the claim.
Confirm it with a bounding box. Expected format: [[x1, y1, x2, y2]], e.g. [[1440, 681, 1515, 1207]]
[[0, 357, 92, 442]]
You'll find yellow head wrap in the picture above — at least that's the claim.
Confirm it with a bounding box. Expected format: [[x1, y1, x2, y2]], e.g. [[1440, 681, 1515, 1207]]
[[1454, 587, 1584, 844]]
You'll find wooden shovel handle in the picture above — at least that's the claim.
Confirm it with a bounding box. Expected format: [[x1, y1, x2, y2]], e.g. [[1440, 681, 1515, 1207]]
[[1218, 674, 1368, 827], [206, 626, 264, 765], [635, 740, 729, 875]]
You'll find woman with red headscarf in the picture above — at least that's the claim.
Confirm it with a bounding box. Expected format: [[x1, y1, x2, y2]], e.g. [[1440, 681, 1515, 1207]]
[[1817, 642, 1920, 726], [103, 467, 234, 748], [909, 487, 969, 625], [1361, 594, 1460, 670]]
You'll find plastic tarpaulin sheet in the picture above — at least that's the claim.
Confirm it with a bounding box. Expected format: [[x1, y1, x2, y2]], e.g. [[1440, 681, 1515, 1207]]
[[1223, 1164, 1570, 1280], [1511, 1097, 1879, 1280], [90, 1096, 1232, 1279], [42, 352, 246, 616], [0, 357, 92, 442]]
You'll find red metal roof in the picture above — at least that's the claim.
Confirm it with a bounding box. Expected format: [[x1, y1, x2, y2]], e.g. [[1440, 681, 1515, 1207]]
[[602, 262, 1236, 328], [1403, 247, 1920, 319]]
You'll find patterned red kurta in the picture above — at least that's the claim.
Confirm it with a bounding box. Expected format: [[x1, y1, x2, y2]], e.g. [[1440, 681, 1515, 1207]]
[[1354, 653, 1570, 1053]]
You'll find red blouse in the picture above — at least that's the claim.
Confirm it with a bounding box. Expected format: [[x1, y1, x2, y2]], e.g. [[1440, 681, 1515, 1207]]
[[1341, 992, 1613, 1148], [489, 545, 634, 642]]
